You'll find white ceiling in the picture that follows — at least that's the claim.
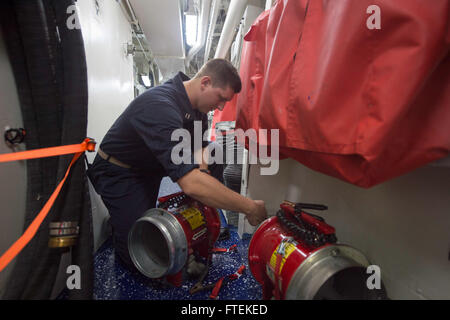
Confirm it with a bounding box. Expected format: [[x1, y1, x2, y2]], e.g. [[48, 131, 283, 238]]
[[129, 0, 185, 58], [128, 0, 188, 80]]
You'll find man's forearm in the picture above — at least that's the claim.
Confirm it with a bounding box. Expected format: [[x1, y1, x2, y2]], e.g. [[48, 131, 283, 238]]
[[194, 147, 209, 171], [179, 169, 255, 215]]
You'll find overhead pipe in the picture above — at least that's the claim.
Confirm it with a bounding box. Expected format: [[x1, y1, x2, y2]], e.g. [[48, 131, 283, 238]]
[[119, 0, 138, 25], [203, 0, 220, 64], [214, 0, 249, 59], [186, 0, 212, 65]]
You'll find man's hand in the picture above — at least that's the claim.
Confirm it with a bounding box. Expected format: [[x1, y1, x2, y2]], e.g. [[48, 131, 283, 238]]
[[179, 169, 268, 226], [246, 200, 268, 226]]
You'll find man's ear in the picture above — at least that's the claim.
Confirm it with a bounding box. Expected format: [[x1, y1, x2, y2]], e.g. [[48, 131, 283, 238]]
[[200, 76, 211, 90]]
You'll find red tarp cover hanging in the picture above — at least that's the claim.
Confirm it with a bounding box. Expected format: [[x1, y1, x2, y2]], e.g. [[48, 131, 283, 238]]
[[213, 0, 450, 188]]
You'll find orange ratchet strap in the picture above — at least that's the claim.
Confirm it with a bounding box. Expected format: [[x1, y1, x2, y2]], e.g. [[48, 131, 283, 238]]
[[0, 138, 96, 163], [0, 138, 96, 272]]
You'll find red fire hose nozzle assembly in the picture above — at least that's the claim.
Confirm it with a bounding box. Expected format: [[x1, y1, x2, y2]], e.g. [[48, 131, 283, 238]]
[[128, 192, 221, 287], [248, 201, 387, 300]]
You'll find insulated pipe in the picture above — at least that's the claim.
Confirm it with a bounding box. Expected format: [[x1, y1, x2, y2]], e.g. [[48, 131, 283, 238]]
[[265, 0, 274, 10], [125, 0, 139, 24], [214, 0, 249, 59], [186, 0, 212, 65], [203, 0, 220, 64]]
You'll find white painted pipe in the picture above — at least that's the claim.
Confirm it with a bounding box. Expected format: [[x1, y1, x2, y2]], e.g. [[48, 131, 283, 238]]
[[203, 0, 220, 64], [214, 0, 249, 59], [186, 0, 212, 64]]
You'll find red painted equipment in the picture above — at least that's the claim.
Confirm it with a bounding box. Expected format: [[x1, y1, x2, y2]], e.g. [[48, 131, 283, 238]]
[[128, 192, 221, 286], [249, 201, 386, 299], [214, 0, 450, 188]]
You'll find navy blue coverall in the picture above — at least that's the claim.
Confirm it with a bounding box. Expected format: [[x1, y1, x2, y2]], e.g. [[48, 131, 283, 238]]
[[88, 72, 220, 268]]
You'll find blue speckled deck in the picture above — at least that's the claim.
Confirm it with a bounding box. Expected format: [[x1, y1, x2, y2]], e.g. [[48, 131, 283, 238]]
[[93, 227, 262, 300]]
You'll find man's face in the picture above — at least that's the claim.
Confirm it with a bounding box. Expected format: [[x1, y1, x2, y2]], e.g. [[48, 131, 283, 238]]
[[197, 76, 235, 114]]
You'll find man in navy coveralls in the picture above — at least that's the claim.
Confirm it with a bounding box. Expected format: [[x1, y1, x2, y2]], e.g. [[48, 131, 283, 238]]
[[88, 59, 267, 268]]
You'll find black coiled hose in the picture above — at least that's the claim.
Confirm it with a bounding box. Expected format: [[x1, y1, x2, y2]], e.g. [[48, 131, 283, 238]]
[[276, 209, 337, 247]]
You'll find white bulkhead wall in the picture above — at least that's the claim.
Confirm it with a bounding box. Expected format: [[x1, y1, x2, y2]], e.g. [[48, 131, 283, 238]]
[[76, 0, 135, 251], [246, 159, 450, 299]]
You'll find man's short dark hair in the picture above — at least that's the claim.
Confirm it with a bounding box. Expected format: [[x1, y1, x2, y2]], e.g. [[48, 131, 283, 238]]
[[194, 58, 242, 93]]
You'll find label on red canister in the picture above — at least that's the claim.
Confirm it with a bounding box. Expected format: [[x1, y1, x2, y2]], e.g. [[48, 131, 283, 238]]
[[267, 238, 298, 280], [180, 207, 206, 230]]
